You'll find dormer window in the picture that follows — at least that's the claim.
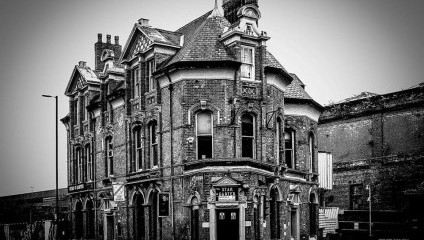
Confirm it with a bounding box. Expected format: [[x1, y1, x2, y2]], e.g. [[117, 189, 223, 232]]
[[241, 46, 254, 80]]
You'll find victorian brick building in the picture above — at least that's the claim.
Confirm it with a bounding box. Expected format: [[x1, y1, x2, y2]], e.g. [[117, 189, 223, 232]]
[[318, 83, 424, 238], [62, 1, 323, 240]]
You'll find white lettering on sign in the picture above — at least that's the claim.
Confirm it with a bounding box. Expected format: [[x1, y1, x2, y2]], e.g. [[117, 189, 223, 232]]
[[217, 187, 237, 201]]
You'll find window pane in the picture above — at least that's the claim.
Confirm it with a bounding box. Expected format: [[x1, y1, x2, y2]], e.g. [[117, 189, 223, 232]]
[[197, 112, 212, 135], [242, 137, 253, 158], [198, 136, 212, 159], [285, 150, 292, 168], [241, 115, 254, 136], [241, 64, 252, 78], [152, 144, 158, 166]]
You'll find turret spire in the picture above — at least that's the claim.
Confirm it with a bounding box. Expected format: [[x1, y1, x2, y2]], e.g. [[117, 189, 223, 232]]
[[209, 0, 222, 18]]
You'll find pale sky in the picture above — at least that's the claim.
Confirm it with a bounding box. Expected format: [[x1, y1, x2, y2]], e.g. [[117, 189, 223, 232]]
[[0, 0, 423, 196]]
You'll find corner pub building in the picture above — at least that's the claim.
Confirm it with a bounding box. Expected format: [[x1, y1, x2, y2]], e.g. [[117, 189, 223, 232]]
[[61, 1, 323, 239]]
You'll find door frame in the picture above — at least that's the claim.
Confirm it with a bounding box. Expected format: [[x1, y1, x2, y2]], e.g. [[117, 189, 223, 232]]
[[208, 202, 247, 240]]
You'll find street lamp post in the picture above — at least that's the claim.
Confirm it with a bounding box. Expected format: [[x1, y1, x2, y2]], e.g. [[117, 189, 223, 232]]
[[366, 184, 372, 239], [42, 94, 58, 240]]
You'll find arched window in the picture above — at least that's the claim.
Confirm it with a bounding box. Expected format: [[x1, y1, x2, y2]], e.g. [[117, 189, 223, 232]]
[[134, 193, 145, 240], [133, 127, 143, 171], [276, 117, 283, 165], [105, 137, 113, 177], [309, 133, 315, 173], [85, 144, 92, 181], [149, 121, 158, 168], [241, 114, 255, 158], [190, 197, 200, 240], [74, 201, 83, 239], [86, 200, 95, 239], [196, 111, 213, 159], [270, 187, 280, 239], [284, 129, 295, 168]]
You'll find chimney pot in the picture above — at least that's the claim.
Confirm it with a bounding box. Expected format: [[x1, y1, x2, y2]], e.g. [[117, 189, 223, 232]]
[[79, 61, 86, 67], [97, 33, 102, 42], [106, 34, 111, 44], [114, 36, 119, 45], [138, 18, 149, 26]]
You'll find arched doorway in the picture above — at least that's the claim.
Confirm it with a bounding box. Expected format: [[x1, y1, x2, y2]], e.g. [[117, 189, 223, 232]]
[[134, 193, 145, 240], [190, 197, 200, 240], [86, 199, 95, 239], [74, 201, 83, 239], [309, 192, 318, 236], [270, 187, 281, 239], [148, 190, 158, 240]]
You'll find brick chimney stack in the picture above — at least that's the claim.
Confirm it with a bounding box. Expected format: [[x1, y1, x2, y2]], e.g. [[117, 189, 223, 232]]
[[95, 33, 122, 72]]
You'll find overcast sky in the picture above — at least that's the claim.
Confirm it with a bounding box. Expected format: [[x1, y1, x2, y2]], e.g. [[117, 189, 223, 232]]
[[0, 0, 423, 197]]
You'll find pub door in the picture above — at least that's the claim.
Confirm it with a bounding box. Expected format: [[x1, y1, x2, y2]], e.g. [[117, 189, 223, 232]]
[[216, 209, 239, 240]]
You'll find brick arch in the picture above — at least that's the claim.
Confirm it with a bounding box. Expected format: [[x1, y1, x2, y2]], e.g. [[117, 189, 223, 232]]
[[308, 187, 319, 204], [145, 185, 161, 204], [129, 188, 146, 206], [186, 191, 201, 205], [73, 198, 83, 212], [267, 183, 283, 201], [187, 102, 221, 125], [130, 120, 143, 130]]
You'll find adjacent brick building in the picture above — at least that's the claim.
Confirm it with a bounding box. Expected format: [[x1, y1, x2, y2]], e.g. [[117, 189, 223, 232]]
[[318, 83, 424, 238], [61, 1, 323, 239]]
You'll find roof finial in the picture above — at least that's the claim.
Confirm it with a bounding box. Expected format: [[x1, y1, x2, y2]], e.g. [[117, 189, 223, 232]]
[[209, 0, 222, 18]]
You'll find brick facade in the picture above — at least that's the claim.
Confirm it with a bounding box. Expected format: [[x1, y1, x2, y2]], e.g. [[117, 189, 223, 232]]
[[318, 84, 424, 237], [62, 1, 322, 240]]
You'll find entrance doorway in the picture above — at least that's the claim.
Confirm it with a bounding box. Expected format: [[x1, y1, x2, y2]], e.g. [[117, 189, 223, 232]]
[[216, 209, 239, 240], [106, 215, 114, 240]]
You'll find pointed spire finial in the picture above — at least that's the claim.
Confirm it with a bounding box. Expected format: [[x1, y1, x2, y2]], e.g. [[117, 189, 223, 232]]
[[209, 0, 222, 18]]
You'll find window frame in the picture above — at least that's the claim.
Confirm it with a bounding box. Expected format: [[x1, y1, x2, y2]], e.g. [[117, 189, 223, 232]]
[[276, 117, 283, 165], [86, 144, 92, 181], [241, 113, 256, 158], [133, 67, 141, 98], [149, 121, 158, 168], [76, 147, 83, 183], [105, 137, 114, 177], [240, 46, 255, 80], [284, 129, 295, 169], [196, 111, 213, 159], [309, 132, 315, 173], [147, 59, 156, 92], [134, 127, 143, 171]]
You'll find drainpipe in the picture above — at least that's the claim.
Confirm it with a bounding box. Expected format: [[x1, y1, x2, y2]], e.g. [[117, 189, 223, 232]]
[[165, 71, 176, 240], [90, 110, 98, 240], [233, 68, 238, 158]]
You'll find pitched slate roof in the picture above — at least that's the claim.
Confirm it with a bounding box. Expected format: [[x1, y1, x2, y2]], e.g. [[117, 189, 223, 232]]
[[138, 26, 180, 47], [163, 11, 237, 68], [285, 74, 312, 100], [264, 50, 289, 74], [77, 65, 99, 83]]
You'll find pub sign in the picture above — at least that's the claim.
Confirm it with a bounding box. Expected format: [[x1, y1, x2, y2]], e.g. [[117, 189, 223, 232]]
[[216, 187, 238, 201], [158, 192, 170, 217]]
